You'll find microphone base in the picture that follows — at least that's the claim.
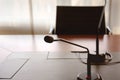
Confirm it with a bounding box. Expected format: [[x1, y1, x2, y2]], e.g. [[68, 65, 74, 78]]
[[77, 72, 102, 80], [80, 52, 112, 65], [90, 54, 106, 63]]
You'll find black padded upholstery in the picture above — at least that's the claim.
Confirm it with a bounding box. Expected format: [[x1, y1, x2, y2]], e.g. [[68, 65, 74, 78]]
[[55, 6, 109, 35]]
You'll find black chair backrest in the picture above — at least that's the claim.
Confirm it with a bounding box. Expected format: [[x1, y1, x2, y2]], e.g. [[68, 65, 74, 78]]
[[55, 6, 106, 35]]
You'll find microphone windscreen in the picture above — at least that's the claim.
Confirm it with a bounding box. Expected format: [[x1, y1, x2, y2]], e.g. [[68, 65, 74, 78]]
[[44, 36, 54, 43]]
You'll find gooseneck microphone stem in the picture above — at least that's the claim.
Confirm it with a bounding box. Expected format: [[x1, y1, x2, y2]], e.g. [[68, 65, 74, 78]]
[[96, 34, 99, 55], [55, 39, 91, 79], [55, 39, 89, 51], [45, 36, 92, 80], [44, 36, 102, 80], [96, 0, 106, 55], [89, 0, 112, 64]]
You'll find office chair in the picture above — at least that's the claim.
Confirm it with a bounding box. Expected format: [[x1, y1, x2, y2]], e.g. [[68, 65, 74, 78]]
[[52, 6, 110, 35]]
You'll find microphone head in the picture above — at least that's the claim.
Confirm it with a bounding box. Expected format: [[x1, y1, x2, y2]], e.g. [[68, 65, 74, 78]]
[[44, 36, 54, 43]]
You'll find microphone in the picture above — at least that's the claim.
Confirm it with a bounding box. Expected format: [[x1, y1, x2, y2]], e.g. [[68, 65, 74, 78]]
[[44, 35, 102, 80], [83, 0, 112, 64], [44, 36, 54, 43], [44, 36, 89, 50]]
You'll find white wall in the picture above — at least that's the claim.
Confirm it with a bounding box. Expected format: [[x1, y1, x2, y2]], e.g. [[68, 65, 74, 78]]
[[0, 0, 118, 34], [0, 0, 31, 34], [32, 0, 56, 34], [0, 0, 57, 34], [110, 0, 120, 34]]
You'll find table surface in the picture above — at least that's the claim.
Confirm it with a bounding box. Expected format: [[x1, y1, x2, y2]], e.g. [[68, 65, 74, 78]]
[[0, 34, 120, 80], [0, 34, 120, 52]]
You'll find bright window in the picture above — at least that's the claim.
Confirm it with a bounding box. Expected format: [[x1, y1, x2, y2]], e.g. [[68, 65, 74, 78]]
[[0, 0, 110, 34]]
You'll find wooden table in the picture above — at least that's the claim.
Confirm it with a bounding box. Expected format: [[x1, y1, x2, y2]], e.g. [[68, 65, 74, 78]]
[[0, 34, 120, 80], [42, 34, 120, 53]]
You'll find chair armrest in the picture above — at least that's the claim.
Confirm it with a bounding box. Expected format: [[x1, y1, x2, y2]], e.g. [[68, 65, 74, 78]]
[[106, 26, 112, 35], [49, 26, 55, 34]]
